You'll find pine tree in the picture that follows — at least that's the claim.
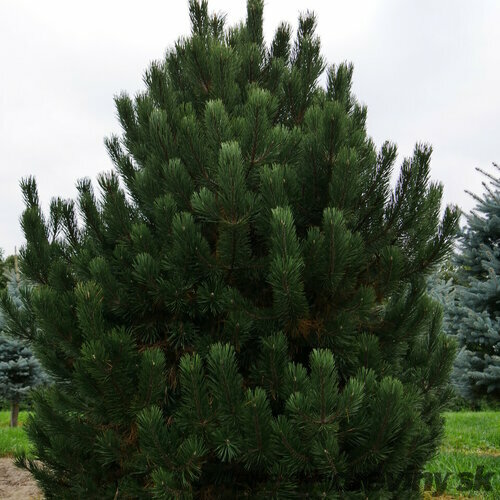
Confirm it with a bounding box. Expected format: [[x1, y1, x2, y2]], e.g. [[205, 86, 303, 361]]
[[0, 268, 46, 427], [446, 165, 500, 400], [7, 1, 459, 496]]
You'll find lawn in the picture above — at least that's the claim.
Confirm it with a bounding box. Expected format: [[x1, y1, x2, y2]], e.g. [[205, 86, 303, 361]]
[[0, 410, 498, 497], [423, 411, 499, 499], [0, 410, 31, 457]]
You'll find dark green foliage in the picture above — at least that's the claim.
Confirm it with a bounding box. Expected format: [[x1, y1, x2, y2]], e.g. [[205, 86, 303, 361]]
[[8, 1, 459, 497]]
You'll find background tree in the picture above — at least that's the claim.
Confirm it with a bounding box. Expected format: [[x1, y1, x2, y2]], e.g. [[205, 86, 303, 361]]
[[0, 264, 46, 427], [445, 165, 500, 400], [0, 249, 15, 289], [7, 1, 459, 497], [426, 266, 469, 400]]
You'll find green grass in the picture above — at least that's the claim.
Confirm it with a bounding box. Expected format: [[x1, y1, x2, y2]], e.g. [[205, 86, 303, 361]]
[[440, 411, 500, 453], [423, 411, 500, 499], [0, 410, 29, 427], [0, 410, 32, 457]]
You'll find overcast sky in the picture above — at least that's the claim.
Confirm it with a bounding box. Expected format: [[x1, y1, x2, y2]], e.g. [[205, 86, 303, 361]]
[[1, 0, 499, 256]]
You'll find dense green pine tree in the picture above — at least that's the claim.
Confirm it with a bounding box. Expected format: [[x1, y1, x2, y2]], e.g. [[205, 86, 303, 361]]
[[446, 165, 500, 400], [5, 1, 459, 497], [0, 268, 46, 427]]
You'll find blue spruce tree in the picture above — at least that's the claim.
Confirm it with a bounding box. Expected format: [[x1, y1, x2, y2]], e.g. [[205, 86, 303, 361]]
[[427, 269, 469, 399], [0, 267, 45, 427], [450, 165, 500, 400]]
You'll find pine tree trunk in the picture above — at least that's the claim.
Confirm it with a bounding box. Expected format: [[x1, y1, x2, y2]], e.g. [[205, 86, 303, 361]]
[[10, 402, 19, 428]]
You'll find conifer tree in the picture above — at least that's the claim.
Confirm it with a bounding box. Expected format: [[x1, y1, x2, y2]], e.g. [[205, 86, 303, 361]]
[[0, 250, 15, 289], [0, 268, 46, 427], [446, 165, 500, 400], [0, 249, 6, 290], [427, 269, 467, 398], [7, 1, 459, 496]]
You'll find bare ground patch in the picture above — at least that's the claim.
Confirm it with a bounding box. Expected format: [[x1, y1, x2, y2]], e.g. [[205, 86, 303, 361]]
[[0, 457, 42, 499]]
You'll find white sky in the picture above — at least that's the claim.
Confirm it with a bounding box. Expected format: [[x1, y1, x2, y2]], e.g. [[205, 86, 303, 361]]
[[1, 0, 499, 255]]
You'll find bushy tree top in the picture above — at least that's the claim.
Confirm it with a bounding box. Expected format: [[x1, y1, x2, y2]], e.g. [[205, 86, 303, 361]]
[[11, 1, 459, 497], [456, 164, 500, 279]]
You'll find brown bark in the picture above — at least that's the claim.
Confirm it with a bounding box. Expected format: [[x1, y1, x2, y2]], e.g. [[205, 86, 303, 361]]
[[10, 402, 19, 428]]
